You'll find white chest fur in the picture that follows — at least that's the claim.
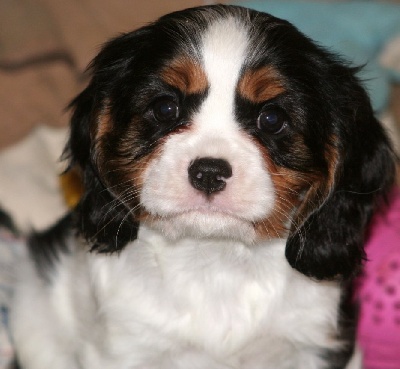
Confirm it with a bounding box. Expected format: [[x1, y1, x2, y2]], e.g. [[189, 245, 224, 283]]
[[69, 226, 342, 367], [12, 225, 343, 369]]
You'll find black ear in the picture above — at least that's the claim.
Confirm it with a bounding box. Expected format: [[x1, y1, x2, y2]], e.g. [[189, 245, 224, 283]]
[[63, 20, 175, 253], [63, 31, 152, 252], [285, 71, 396, 280], [64, 84, 139, 253]]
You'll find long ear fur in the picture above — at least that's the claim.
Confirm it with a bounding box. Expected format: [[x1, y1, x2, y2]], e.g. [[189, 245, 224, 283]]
[[63, 31, 150, 252], [285, 70, 396, 280], [64, 85, 139, 252]]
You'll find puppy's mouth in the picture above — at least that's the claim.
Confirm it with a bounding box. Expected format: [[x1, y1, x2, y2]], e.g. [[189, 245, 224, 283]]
[[139, 206, 258, 242], [173, 207, 250, 222]]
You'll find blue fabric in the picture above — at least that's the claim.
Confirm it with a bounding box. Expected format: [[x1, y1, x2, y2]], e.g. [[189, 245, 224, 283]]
[[234, 0, 400, 113]]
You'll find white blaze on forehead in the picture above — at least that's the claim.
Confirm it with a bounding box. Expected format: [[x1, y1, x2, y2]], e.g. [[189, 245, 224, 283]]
[[197, 16, 249, 132], [140, 15, 277, 243]]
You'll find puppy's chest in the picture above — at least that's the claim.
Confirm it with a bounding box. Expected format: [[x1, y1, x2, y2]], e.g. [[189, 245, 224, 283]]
[[85, 232, 339, 358], [88, 244, 261, 344], [152, 254, 282, 353]]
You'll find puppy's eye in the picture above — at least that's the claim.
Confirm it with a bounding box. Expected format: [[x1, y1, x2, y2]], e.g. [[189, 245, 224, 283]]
[[257, 107, 289, 134], [152, 98, 179, 123]]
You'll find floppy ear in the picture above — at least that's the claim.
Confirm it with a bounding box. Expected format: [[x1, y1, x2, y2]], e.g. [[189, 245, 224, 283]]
[[285, 72, 395, 280], [65, 84, 139, 253], [63, 31, 152, 252]]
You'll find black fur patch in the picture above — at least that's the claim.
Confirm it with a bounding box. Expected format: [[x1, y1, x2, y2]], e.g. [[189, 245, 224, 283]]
[[0, 207, 18, 235], [27, 213, 73, 282], [323, 285, 358, 368]]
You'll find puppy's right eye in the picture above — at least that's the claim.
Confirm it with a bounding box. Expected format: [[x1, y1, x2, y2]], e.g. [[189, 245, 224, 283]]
[[152, 98, 179, 123], [257, 107, 289, 135]]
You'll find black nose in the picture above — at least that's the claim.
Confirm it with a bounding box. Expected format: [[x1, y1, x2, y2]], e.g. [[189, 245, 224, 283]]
[[188, 157, 233, 195]]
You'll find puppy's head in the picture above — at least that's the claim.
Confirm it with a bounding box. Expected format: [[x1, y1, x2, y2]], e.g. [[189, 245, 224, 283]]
[[66, 5, 395, 280]]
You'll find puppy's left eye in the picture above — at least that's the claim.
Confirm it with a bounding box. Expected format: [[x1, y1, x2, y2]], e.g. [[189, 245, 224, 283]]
[[257, 107, 289, 134], [152, 98, 179, 123]]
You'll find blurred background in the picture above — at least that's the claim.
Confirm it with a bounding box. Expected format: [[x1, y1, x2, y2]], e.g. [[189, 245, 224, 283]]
[[0, 1, 400, 368], [0, 0, 399, 150]]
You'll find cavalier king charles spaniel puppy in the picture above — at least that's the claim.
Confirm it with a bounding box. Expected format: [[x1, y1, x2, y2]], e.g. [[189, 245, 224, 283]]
[[11, 5, 395, 369]]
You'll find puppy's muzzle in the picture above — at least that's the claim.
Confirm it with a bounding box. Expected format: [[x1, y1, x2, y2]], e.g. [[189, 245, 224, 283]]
[[188, 157, 232, 195]]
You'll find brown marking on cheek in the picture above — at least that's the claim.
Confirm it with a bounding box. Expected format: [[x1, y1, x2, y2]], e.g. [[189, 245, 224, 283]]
[[113, 138, 166, 222], [238, 66, 285, 103], [250, 139, 313, 240], [254, 164, 311, 240], [249, 130, 342, 241], [129, 143, 164, 191], [90, 111, 161, 222], [161, 56, 208, 94], [94, 106, 192, 224]]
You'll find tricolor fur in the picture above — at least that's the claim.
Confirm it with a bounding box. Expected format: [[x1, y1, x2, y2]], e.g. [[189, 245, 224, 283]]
[[11, 5, 395, 369]]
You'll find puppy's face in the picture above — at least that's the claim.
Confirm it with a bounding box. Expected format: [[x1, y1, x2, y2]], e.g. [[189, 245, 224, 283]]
[[68, 6, 394, 279], [140, 18, 294, 242], [86, 9, 327, 241]]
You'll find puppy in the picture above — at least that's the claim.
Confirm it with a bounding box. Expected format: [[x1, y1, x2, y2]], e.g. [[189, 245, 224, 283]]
[[11, 5, 395, 369]]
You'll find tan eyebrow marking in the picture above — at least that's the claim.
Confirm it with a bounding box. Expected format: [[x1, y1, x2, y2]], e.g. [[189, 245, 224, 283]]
[[238, 66, 285, 103], [161, 56, 208, 94]]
